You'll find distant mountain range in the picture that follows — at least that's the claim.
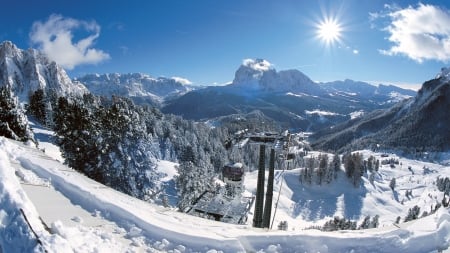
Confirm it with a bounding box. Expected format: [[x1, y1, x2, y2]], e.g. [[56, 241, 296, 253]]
[[76, 73, 194, 107], [6, 41, 445, 151], [311, 67, 450, 152], [0, 41, 193, 107], [0, 41, 415, 133], [162, 59, 416, 131]]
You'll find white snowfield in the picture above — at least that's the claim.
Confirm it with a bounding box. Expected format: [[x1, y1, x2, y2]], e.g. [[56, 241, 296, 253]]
[[1, 136, 450, 252]]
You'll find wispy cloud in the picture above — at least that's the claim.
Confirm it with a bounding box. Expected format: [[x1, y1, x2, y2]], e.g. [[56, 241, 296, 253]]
[[29, 14, 110, 69], [375, 3, 450, 63], [171, 76, 192, 85]]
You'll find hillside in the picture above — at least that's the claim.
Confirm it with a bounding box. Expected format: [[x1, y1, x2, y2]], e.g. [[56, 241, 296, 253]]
[[312, 68, 450, 152], [1, 130, 450, 252]]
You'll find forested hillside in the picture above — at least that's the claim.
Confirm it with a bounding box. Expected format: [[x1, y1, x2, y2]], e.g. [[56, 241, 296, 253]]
[[25, 88, 242, 206]]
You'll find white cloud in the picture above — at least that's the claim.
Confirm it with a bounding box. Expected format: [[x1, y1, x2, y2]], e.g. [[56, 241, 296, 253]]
[[30, 14, 110, 69], [242, 58, 273, 71], [353, 49, 359, 54], [171, 76, 192, 85], [378, 4, 450, 63]]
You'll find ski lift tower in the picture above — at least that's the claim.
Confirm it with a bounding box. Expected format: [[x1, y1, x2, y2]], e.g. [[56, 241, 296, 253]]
[[225, 130, 292, 228]]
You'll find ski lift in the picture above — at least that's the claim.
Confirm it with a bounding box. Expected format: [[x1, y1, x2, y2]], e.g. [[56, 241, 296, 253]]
[[222, 163, 244, 182]]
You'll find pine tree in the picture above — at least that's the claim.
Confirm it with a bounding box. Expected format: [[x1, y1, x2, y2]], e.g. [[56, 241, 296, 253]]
[[359, 215, 371, 229], [53, 96, 100, 177], [176, 161, 212, 211], [0, 86, 34, 142], [331, 153, 341, 179], [404, 205, 420, 222], [343, 152, 354, 179], [316, 154, 326, 185], [370, 215, 379, 228], [28, 88, 46, 124]]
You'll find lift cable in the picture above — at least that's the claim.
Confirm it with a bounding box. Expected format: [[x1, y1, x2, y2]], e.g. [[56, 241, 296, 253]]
[[270, 133, 291, 230]]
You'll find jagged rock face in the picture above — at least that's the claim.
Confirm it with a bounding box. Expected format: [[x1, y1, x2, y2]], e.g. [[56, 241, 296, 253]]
[[0, 41, 87, 102], [231, 58, 320, 94], [76, 73, 192, 104]]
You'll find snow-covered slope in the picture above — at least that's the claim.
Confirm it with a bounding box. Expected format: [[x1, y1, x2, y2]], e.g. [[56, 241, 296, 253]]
[[0, 41, 87, 102], [76, 73, 193, 105], [2, 133, 450, 252], [313, 67, 450, 151]]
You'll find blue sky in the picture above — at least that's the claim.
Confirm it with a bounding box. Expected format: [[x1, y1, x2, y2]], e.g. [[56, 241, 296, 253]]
[[2, 0, 450, 89]]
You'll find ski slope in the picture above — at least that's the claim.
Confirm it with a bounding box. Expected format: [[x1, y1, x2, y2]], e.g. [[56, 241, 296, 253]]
[[1, 132, 450, 252]]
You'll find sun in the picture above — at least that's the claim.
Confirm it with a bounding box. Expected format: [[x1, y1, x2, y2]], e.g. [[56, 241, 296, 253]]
[[316, 17, 342, 46]]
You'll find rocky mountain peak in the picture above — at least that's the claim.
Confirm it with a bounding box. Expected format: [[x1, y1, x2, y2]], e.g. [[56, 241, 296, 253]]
[[231, 58, 318, 93], [232, 59, 275, 87], [0, 40, 87, 102], [416, 67, 450, 104]]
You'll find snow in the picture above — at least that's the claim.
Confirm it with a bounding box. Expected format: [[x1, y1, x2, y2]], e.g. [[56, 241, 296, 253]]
[[305, 109, 340, 116], [29, 121, 63, 162], [75, 72, 192, 102], [436, 67, 450, 81], [350, 110, 365, 119], [157, 160, 178, 182], [388, 91, 412, 103], [286, 92, 319, 98], [1, 130, 450, 252]]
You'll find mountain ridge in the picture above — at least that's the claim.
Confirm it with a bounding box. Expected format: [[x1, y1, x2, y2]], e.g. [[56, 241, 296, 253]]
[[76, 72, 193, 106], [163, 58, 415, 131], [0, 41, 87, 102], [311, 68, 450, 152]]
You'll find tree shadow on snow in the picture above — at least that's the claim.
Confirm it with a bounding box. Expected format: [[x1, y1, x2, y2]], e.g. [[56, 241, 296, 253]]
[[284, 172, 367, 221]]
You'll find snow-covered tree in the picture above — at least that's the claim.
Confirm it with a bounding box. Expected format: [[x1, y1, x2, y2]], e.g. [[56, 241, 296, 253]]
[[370, 215, 379, 228], [0, 86, 34, 142], [358, 215, 371, 229], [389, 178, 396, 191], [404, 205, 420, 222], [331, 152, 341, 179], [343, 152, 364, 187], [322, 216, 357, 231], [28, 88, 46, 123], [176, 161, 213, 211]]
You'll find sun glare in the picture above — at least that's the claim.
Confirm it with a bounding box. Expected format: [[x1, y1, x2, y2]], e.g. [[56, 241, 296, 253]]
[[316, 18, 342, 46]]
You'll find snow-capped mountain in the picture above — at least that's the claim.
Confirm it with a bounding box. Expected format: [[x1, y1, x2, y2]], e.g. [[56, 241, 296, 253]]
[[76, 73, 193, 106], [321, 79, 415, 104], [312, 67, 450, 151], [163, 59, 415, 131], [0, 41, 87, 102], [231, 58, 321, 94]]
